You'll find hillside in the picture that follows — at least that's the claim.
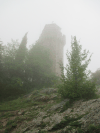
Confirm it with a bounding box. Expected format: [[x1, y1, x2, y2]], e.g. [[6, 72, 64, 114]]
[[0, 88, 100, 133]]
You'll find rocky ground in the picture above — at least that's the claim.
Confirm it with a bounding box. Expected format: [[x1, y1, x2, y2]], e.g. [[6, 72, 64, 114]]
[[0, 88, 100, 133]]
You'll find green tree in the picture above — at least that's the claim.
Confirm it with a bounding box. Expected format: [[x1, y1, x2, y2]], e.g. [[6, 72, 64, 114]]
[[3, 40, 19, 78], [58, 36, 96, 99], [0, 40, 3, 73], [15, 33, 28, 80], [26, 41, 56, 88], [0, 40, 25, 101], [15, 33, 28, 63], [0, 40, 4, 89]]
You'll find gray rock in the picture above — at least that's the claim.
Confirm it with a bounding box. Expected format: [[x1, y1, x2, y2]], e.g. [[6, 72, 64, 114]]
[[41, 88, 57, 94], [48, 99, 69, 111]]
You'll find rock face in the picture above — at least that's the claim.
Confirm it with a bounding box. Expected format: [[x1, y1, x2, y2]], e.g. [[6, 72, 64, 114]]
[[38, 23, 66, 76], [1, 88, 100, 133]]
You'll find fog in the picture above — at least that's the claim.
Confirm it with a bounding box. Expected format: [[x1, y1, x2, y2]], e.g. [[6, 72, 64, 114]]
[[0, 0, 100, 73]]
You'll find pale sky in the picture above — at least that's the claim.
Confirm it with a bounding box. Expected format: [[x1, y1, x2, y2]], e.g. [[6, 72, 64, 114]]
[[0, 0, 100, 73]]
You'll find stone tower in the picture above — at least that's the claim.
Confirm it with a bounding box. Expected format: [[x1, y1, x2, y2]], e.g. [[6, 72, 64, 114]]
[[38, 23, 66, 76]]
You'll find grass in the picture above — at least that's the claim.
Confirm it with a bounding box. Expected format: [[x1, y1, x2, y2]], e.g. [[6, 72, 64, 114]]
[[0, 112, 14, 119], [26, 111, 39, 121], [0, 96, 42, 111], [5, 120, 17, 133], [38, 131, 48, 133], [0, 88, 57, 112], [0, 122, 3, 129]]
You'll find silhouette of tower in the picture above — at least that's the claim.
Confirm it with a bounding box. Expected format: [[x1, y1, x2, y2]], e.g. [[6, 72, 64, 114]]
[[38, 23, 66, 76]]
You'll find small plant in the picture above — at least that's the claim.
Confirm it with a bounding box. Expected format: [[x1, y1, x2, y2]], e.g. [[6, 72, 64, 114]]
[[69, 121, 81, 127], [77, 127, 83, 133], [40, 122, 46, 129], [27, 111, 39, 121], [86, 124, 100, 133], [38, 130, 47, 133], [71, 109, 74, 112], [5, 120, 17, 133], [6, 120, 16, 126], [0, 122, 3, 129], [0, 112, 13, 119]]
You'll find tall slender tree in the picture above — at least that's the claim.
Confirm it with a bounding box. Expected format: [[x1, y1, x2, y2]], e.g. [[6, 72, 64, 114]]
[[0, 40, 3, 81], [0, 39, 25, 101], [15, 33, 28, 80], [58, 36, 96, 99], [16, 32, 28, 63], [0, 40, 3, 68]]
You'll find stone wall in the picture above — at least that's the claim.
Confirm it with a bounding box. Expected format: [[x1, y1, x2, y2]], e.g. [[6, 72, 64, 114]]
[[38, 23, 66, 76]]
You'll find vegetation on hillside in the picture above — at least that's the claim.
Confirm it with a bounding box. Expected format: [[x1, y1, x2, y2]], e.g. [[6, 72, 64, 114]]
[[0, 34, 99, 103], [0, 34, 57, 101], [0, 35, 100, 132]]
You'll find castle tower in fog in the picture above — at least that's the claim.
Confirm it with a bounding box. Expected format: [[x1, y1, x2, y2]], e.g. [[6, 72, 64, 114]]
[[38, 23, 66, 76]]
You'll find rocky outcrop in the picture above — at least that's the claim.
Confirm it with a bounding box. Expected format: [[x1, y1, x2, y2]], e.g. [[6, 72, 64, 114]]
[[1, 88, 100, 133]]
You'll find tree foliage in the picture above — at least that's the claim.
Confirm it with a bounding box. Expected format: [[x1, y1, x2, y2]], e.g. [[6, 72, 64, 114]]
[[26, 41, 56, 88], [15, 33, 28, 63], [58, 36, 97, 100], [0, 40, 23, 100], [0, 40, 4, 84], [0, 35, 57, 101]]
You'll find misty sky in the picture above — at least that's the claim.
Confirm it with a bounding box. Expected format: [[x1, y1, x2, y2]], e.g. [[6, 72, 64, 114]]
[[0, 0, 100, 73]]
